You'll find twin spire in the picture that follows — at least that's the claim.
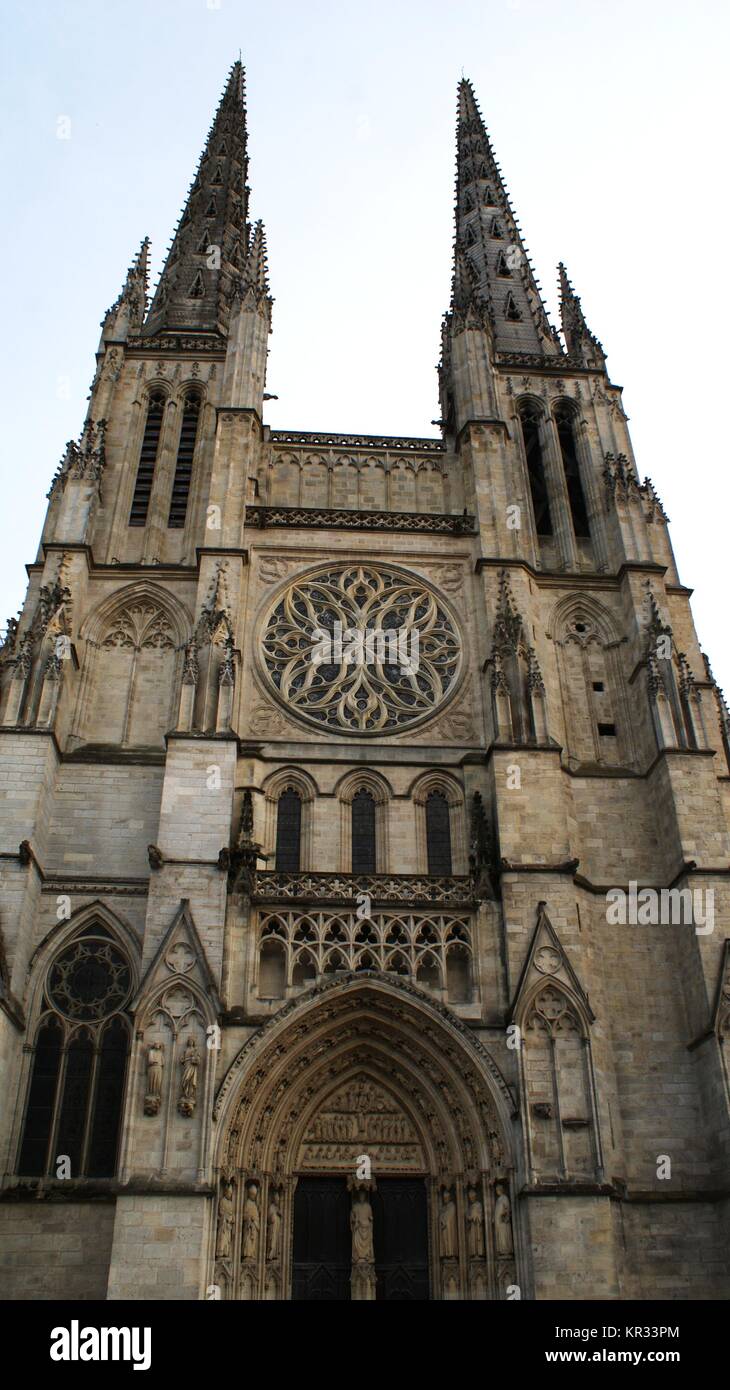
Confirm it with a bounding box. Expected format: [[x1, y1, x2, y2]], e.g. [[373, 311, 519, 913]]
[[144, 60, 258, 338], [448, 78, 604, 365], [103, 65, 601, 367]]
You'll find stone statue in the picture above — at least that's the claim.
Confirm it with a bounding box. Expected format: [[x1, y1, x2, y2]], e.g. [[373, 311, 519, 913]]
[[242, 1183, 260, 1261], [178, 1036, 200, 1117], [350, 1189, 374, 1264], [144, 1041, 164, 1115], [466, 1187, 485, 1258], [266, 1189, 282, 1261], [494, 1182, 514, 1256], [215, 1181, 234, 1260], [439, 1187, 457, 1258]]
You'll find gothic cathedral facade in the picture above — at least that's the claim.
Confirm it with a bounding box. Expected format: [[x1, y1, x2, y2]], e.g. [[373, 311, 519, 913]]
[[0, 64, 728, 1302]]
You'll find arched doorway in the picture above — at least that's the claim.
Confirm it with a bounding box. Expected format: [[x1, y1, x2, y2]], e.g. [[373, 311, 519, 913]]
[[212, 975, 519, 1300]]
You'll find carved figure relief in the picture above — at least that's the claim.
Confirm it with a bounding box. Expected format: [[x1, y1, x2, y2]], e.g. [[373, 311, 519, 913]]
[[178, 1035, 200, 1117], [242, 1183, 260, 1261], [144, 1041, 165, 1116], [216, 1180, 235, 1260], [466, 1187, 485, 1258], [439, 1187, 458, 1258], [494, 1182, 514, 1256], [266, 1188, 282, 1261]]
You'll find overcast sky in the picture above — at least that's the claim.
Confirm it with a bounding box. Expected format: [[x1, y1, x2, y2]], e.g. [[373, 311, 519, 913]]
[[2, 0, 729, 694]]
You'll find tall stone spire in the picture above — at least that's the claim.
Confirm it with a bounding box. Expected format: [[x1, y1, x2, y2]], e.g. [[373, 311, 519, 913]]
[[447, 78, 561, 358], [558, 262, 606, 367], [144, 61, 250, 338]]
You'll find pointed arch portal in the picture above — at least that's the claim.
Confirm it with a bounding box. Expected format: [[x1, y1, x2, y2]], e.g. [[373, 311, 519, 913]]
[[212, 975, 519, 1300]]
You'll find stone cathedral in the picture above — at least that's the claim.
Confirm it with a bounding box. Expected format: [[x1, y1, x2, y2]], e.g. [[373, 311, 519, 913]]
[[0, 62, 728, 1304]]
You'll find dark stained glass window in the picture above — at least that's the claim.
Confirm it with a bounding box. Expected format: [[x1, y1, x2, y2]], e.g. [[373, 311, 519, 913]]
[[18, 931, 130, 1179], [351, 789, 376, 874], [426, 791, 452, 876], [275, 789, 302, 872]]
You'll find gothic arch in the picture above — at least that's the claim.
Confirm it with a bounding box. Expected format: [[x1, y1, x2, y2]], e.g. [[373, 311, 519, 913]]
[[336, 769, 392, 873], [11, 903, 138, 1181], [410, 770, 466, 875], [24, 900, 140, 1016], [547, 592, 620, 646], [548, 594, 632, 768], [262, 767, 318, 873], [211, 975, 518, 1300], [75, 583, 192, 748]]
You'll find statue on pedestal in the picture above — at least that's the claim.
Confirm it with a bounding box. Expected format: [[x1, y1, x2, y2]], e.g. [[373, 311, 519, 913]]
[[215, 1180, 234, 1261], [494, 1182, 514, 1256], [178, 1035, 200, 1117], [242, 1183, 260, 1262], [144, 1041, 164, 1116]]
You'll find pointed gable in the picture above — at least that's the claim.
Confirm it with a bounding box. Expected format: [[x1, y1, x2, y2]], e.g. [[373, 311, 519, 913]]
[[510, 903, 593, 1026], [132, 900, 222, 1018]]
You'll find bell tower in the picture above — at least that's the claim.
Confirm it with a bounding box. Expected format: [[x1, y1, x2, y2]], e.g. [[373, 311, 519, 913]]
[[0, 65, 728, 1305]]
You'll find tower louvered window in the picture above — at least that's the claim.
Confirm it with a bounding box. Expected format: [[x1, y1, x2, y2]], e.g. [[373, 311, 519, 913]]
[[168, 392, 201, 528], [275, 788, 302, 872], [129, 392, 165, 526], [554, 405, 590, 539], [426, 791, 452, 875], [351, 789, 376, 874], [18, 928, 131, 1179], [519, 405, 554, 538]]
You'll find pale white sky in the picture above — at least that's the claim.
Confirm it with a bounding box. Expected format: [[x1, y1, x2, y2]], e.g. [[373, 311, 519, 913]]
[[2, 0, 729, 691]]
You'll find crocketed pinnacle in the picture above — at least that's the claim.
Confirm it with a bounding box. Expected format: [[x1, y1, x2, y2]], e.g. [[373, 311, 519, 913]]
[[558, 262, 605, 366], [101, 238, 150, 337]]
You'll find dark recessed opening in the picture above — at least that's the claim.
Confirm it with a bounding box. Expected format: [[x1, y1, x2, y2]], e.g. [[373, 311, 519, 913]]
[[592, 681, 604, 692], [598, 722, 616, 737]]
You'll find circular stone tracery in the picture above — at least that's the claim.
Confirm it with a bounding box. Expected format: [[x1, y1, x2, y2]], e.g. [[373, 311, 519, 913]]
[[47, 938, 132, 1022], [259, 563, 462, 734]]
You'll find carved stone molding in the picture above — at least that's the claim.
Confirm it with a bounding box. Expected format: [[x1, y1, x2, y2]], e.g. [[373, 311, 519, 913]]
[[247, 505, 475, 536], [253, 870, 476, 907]]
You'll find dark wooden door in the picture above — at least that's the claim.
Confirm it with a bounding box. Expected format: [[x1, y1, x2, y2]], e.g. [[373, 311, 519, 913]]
[[372, 1179, 430, 1301], [292, 1177, 351, 1301]]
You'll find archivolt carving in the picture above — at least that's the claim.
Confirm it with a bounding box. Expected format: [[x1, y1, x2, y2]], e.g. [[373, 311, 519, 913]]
[[215, 976, 513, 1184]]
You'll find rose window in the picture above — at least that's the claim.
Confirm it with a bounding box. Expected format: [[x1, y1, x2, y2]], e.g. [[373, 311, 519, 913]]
[[259, 564, 462, 733], [48, 937, 132, 1021]]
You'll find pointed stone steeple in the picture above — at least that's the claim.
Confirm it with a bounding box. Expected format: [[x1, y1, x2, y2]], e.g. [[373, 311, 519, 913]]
[[448, 79, 561, 358], [144, 61, 250, 338], [100, 238, 150, 343], [558, 263, 606, 367]]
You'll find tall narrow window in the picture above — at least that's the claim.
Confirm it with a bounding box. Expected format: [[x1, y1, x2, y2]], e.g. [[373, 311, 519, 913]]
[[426, 791, 452, 875], [168, 392, 201, 528], [554, 405, 590, 539], [275, 788, 302, 872], [17, 930, 131, 1179], [519, 404, 553, 538], [129, 392, 165, 526], [351, 789, 376, 874]]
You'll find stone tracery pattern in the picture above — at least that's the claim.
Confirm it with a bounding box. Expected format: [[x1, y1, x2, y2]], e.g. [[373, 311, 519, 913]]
[[260, 563, 462, 734], [47, 937, 132, 1021], [258, 909, 474, 995]]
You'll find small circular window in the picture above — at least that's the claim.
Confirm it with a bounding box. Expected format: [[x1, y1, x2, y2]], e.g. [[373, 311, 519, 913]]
[[47, 937, 132, 1021]]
